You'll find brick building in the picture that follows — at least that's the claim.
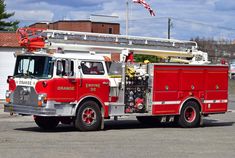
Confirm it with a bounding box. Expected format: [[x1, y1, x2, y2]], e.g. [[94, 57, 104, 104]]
[[29, 20, 120, 34]]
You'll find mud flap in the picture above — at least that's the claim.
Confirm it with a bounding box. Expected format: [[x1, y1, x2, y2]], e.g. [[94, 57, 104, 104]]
[[200, 114, 203, 126], [101, 108, 105, 130], [101, 116, 104, 130]]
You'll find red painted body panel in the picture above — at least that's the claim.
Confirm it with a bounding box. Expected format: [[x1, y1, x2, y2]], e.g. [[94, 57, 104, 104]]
[[152, 104, 179, 115], [76, 78, 109, 102], [36, 78, 77, 102], [152, 65, 228, 115], [8, 79, 16, 91], [204, 91, 227, 113], [35, 77, 110, 116], [76, 78, 110, 117]]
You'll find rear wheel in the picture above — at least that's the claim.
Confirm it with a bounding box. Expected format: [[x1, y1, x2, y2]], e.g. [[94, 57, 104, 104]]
[[34, 116, 59, 130], [74, 101, 102, 131], [178, 101, 200, 128]]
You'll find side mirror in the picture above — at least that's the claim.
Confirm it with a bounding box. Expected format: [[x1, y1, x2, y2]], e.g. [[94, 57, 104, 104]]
[[7, 76, 13, 83]]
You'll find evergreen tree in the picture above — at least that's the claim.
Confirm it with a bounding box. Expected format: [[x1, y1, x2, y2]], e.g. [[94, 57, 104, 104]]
[[0, 0, 19, 31]]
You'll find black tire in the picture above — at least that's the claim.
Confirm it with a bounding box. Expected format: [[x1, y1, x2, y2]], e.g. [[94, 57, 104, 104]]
[[136, 116, 161, 125], [34, 116, 59, 130], [74, 101, 102, 131], [178, 101, 200, 128]]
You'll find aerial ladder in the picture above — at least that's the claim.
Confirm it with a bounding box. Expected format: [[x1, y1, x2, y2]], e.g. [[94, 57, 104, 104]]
[[16, 28, 209, 64]]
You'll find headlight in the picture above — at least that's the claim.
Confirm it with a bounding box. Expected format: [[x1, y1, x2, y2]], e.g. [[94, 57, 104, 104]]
[[38, 94, 47, 107], [5, 90, 12, 103]]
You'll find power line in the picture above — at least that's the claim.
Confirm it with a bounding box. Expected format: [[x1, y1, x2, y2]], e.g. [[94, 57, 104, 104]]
[[134, 17, 235, 32], [171, 17, 235, 31], [113, 16, 235, 32]]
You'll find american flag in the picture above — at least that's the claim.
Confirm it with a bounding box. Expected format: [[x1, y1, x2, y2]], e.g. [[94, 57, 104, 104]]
[[133, 0, 156, 16]]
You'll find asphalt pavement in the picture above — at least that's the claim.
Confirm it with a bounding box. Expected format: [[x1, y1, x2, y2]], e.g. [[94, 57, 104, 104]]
[[0, 80, 234, 158]]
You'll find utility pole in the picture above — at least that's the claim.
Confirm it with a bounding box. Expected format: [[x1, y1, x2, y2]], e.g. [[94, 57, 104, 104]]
[[126, 0, 129, 36], [168, 18, 171, 39]]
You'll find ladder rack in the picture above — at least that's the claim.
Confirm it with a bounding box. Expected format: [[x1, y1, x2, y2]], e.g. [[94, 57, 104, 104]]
[[43, 29, 197, 57], [17, 28, 199, 58]]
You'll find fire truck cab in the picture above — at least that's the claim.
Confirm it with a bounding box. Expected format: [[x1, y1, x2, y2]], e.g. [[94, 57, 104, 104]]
[[6, 51, 113, 130]]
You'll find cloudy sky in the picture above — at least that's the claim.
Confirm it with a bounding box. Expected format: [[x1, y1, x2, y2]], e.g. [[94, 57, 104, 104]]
[[4, 0, 235, 40]]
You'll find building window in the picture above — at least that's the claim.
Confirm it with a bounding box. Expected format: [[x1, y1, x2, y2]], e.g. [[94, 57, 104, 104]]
[[108, 28, 113, 34]]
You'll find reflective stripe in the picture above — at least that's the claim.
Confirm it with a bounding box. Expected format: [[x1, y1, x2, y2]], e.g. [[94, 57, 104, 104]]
[[204, 100, 214, 104], [104, 102, 109, 106], [221, 99, 228, 103], [153, 101, 181, 105], [204, 99, 228, 104], [153, 99, 228, 105]]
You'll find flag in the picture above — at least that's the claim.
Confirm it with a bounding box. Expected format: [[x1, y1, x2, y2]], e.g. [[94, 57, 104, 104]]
[[133, 0, 156, 16]]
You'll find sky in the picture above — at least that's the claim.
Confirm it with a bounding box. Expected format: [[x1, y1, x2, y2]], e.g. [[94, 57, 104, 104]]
[[4, 0, 235, 41]]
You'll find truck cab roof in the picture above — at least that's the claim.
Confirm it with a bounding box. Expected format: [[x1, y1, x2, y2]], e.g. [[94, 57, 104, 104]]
[[53, 52, 105, 61], [17, 50, 106, 61]]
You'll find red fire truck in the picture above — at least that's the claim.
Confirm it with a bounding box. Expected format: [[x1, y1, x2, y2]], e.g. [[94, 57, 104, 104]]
[[4, 28, 228, 131]]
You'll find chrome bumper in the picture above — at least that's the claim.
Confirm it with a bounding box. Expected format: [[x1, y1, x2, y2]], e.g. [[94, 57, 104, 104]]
[[4, 103, 57, 116]]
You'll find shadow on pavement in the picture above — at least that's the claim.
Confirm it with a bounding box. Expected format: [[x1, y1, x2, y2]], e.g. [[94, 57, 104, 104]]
[[14, 124, 77, 133], [14, 119, 234, 132], [202, 119, 234, 127]]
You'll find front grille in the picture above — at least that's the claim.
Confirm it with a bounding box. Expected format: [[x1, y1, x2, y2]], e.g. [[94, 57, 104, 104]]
[[13, 86, 38, 106]]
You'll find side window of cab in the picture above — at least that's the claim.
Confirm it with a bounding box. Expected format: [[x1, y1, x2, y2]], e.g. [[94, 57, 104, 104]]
[[56, 59, 74, 77], [81, 61, 105, 75]]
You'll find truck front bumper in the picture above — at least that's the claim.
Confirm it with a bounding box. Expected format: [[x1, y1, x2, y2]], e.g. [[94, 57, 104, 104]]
[[4, 103, 57, 116]]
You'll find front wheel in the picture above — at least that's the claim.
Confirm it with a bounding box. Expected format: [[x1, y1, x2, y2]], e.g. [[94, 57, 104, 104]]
[[74, 101, 102, 131], [178, 101, 201, 128], [34, 116, 59, 130]]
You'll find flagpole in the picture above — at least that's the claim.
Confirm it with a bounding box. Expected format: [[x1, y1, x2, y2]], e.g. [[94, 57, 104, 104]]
[[126, 0, 129, 36]]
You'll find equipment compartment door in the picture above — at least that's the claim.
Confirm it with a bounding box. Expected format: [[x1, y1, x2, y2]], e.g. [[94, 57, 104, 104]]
[[204, 67, 228, 113], [152, 65, 180, 115]]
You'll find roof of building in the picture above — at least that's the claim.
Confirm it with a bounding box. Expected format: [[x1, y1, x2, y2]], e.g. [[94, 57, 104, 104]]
[[29, 20, 120, 27], [0, 31, 19, 48]]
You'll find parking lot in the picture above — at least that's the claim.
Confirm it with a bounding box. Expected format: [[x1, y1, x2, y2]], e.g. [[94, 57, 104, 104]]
[[0, 80, 235, 158]]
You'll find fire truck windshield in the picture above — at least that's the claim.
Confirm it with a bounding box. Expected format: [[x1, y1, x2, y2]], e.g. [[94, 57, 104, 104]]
[[14, 55, 53, 79]]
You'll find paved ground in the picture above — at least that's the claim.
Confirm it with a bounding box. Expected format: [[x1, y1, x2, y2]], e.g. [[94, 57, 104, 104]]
[[0, 80, 235, 158]]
